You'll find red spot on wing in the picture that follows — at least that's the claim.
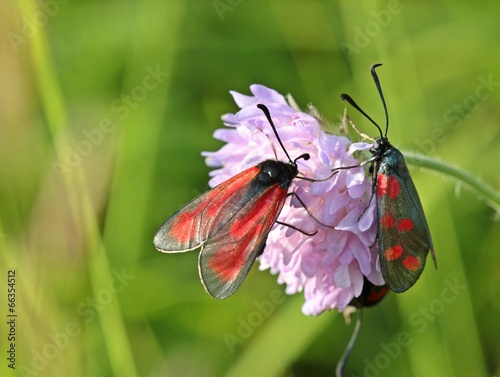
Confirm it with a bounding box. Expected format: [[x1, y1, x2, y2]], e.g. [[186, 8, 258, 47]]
[[229, 186, 286, 239], [397, 218, 414, 232], [168, 211, 197, 244], [384, 245, 403, 261], [387, 175, 401, 199], [377, 174, 387, 198], [403, 255, 421, 271], [206, 239, 255, 282], [377, 173, 400, 199], [381, 213, 394, 229], [367, 286, 389, 303]]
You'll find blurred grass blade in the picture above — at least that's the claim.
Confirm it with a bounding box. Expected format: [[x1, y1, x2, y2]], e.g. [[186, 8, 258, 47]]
[[224, 294, 333, 377], [20, 0, 139, 375]]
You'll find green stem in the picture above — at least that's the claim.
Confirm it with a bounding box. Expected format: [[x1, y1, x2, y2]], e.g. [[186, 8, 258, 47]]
[[403, 152, 500, 214]]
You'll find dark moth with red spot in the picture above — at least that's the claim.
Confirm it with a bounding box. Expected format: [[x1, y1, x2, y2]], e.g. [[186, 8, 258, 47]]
[[341, 64, 437, 293], [154, 104, 311, 299], [348, 278, 389, 308]]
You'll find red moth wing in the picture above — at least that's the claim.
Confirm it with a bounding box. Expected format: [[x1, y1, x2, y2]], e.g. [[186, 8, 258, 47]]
[[199, 183, 288, 299], [153, 166, 262, 253], [376, 148, 436, 293]]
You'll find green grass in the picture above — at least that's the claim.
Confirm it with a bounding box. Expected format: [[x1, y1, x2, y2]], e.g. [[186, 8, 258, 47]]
[[1, 0, 499, 376]]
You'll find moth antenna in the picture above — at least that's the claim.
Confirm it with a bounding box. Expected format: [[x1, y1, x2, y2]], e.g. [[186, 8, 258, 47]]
[[293, 153, 310, 165], [370, 63, 390, 137], [257, 104, 294, 164], [340, 93, 384, 140]]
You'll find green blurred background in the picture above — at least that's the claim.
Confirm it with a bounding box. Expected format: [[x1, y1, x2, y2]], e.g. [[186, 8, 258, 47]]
[[1, 0, 499, 376]]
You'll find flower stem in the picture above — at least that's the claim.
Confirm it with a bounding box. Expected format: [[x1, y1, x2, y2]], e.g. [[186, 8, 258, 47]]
[[403, 152, 500, 214]]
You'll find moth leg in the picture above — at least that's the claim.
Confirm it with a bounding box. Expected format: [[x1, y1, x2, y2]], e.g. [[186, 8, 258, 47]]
[[275, 220, 317, 236], [286, 192, 336, 229]]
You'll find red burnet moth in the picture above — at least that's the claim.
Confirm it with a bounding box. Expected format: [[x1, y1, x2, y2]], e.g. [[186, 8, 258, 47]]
[[154, 104, 311, 299], [340, 64, 437, 293]]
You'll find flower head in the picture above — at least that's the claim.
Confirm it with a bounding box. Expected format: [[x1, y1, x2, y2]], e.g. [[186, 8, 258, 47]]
[[202, 85, 384, 315]]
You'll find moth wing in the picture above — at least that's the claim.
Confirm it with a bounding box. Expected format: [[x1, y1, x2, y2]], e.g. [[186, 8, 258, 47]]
[[153, 167, 261, 253], [199, 184, 288, 299], [377, 159, 436, 293], [349, 278, 389, 308]]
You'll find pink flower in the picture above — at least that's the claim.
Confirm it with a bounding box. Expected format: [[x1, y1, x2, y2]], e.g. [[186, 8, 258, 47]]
[[202, 85, 384, 315]]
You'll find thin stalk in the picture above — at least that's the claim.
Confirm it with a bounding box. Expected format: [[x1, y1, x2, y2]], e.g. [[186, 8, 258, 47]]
[[404, 152, 500, 215]]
